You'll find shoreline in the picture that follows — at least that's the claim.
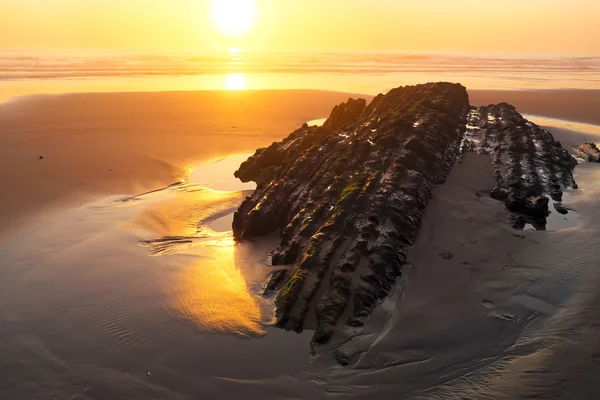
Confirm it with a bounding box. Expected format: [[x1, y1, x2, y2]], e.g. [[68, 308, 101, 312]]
[[0, 87, 598, 242], [0, 89, 367, 241], [1, 86, 600, 399], [3, 87, 600, 124]]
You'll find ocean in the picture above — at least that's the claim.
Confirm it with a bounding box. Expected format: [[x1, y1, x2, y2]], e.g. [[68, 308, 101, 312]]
[[1, 50, 600, 101]]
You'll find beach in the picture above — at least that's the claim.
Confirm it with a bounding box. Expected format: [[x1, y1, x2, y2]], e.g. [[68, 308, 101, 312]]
[[0, 90, 365, 240], [2, 0, 599, 396], [470, 89, 600, 126], [2, 88, 598, 240], [1, 87, 600, 399]]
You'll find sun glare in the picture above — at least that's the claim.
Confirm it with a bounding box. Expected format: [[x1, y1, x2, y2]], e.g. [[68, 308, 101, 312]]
[[225, 73, 248, 90], [210, 0, 259, 37]]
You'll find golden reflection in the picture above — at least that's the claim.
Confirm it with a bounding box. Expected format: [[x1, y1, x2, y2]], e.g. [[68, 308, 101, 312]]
[[130, 184, 264, 335], [210, 0, 259, 37], [131, 187, 244, 238], [228, 47, 244, 66], [172, 243, 264, 336], [225, 73, 248, 90]]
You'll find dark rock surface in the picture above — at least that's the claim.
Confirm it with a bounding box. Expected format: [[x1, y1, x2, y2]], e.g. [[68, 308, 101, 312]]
[[553, 202, 569, 215], [234, 83, 470, 341], [575, 142, 600, 162], [462, 103, 577, 227], [322, 98, 367, 130], [233, 83, 578, 345], [262, 269, 288, 295]]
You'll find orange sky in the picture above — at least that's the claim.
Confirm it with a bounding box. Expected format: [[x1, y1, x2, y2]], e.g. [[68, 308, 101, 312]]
[[0, 0, 599, 54]]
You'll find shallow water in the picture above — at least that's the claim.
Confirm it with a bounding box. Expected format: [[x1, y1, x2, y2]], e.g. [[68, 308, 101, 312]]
[[0, 154, 317, 398], [307, 117, 327, 127]]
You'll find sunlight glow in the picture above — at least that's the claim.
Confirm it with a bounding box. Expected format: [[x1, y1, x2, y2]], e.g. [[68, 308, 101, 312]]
[[172, 245, 264, 336], [225, 73, 248, 90], [210, 0, 259, 37]]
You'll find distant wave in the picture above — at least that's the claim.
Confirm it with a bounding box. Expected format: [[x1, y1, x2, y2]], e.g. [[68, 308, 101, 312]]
[[1, 52, 599, 81]]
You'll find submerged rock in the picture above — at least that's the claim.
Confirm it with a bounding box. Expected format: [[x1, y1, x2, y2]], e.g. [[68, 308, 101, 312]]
[[575, 142, 600, 162], [233, 83, 578, 346]]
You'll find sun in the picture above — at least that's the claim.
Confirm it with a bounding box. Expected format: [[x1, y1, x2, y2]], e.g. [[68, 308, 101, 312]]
[[210, 0, 259, 37]]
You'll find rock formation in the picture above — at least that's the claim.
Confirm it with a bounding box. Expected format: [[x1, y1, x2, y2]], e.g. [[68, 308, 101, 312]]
[[575, 142, 600, 162], [463, 103, 577, 228], [232, 83, 578, 344], [322, 98, 367, 130]]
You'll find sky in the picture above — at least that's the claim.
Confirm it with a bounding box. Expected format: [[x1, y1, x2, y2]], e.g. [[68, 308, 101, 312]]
[[0, 0, 599, 54]]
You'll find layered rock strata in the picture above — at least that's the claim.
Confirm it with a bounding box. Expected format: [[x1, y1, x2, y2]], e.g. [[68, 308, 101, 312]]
[[463, 104, 577, 228], [575, 142, 600, 162], [232, 83, 578, 342]]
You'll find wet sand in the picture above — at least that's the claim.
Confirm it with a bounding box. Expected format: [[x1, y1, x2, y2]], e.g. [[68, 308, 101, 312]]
[[0, 90, 368, 241], [1, 88, 596, 241], [1, 89, 600, 399], [469, 89, 600, 125]]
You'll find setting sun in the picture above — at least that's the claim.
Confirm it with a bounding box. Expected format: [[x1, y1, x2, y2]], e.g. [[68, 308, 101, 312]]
[[210, 0, 259, 37], [1, 1, 600, 399]]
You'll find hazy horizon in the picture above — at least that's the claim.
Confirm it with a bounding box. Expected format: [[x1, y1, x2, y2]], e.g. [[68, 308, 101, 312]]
[[2, 0, 599, 54], [1, 49, 599, 101], [2, 1, 599, 100]]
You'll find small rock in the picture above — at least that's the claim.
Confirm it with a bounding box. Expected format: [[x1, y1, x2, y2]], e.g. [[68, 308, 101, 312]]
[[553, 202, 569, 215], [333, 349, 350, 366], [147, 372, 151, 377], [38, 156, 44, 160]]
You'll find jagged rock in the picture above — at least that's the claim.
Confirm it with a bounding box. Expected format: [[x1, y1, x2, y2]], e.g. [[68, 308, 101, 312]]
[[508, 214, 527, 230], [323, 98, 367, 130], [333, 349, 350, 366], [233, 82, 470, 342], [464, 103, 577, 225], [263, 269, 288, 295], [233, 82, 578, 346], [575, 143, 600, 162]]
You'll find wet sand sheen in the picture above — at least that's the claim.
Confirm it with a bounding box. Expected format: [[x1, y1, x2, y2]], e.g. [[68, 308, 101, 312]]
[[0, 154, 316, 398], [1, 90, 600, 398], [1, 147, 600, 399], [0, 90, 367, 241]]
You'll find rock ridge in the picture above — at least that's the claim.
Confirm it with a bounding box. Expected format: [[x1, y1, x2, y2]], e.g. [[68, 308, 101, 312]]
[[234, 82, 470, 342], [575, 142, 600, 163], [232, 82, 578, 344]]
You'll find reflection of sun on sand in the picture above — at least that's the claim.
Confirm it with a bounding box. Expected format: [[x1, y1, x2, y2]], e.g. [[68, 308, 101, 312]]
[[0, 90, 358, 241], [172, 245, 265, 337], [131, 187, 246, 238], [124, 157, 269, 336], [226, 73, 248, 90]]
